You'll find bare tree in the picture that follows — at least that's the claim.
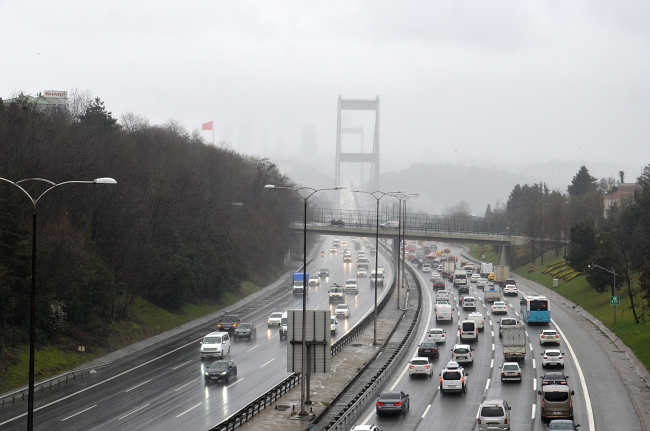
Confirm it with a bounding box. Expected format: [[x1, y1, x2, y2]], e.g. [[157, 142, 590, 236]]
[[120, 112, 150, 134]]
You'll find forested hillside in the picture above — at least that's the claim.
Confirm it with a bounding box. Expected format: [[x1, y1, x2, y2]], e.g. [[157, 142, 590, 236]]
[[0, 94, 299, 378]]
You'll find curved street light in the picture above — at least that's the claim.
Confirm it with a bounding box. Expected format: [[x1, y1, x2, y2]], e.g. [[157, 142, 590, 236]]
[[264, 184, 345, 416], [0, 176, 117, 431], [589, 263, 618, 324], [351, 189, 403, 345]]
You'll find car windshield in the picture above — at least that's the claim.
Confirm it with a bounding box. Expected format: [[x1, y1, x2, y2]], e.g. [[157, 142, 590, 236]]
[[481, 406, 505, 417], [204, 336, 222, 344], [335, 305, 348, 310], [549, 423, 575, 430], [379, 392, 401, 401], [239, 323, 252, 329], [209, 362, 228, 370], [270, 313, 282, 318], [454, 347, 469, 354], [420, 342, 437, 348], [429, 330, 442, 334], [411, 359, 428, 365], [502, 319, 517, 325], [544, 331, 557, 335], [503, 364, 519, 371], [546, 351, 560, 357], [222, 316, 238, 322], [442, 371, 461, 380], [494, 302, 505, 306]]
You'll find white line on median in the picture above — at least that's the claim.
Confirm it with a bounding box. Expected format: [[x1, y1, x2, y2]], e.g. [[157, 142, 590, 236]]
[[485, 379, 490, 390], [176, 402, 202, 418], [490, 359, 494, 368], [61, 405, 97, 421], [119, 403, 150, 420], [422, 404, 431, 418], [533, 378, 537, 391], [492, 343, 495, 351], [247, 345, 260, 352], [532, 359, 536, 369], [125, 379, 152, 392], [531, 404, 536, 420]]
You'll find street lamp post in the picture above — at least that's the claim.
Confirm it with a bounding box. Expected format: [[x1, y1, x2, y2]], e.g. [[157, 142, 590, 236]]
[[589, 263, 617, 324], [351, 189, 403, 345], [264, 184, 344, 416], [392, 193, 419, 306], [0, 176, 117, 431]]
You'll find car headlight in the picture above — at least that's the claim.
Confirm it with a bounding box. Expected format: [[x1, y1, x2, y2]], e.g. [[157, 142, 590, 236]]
[[220, 372, 227, 376], [204, 372, 209, 376]]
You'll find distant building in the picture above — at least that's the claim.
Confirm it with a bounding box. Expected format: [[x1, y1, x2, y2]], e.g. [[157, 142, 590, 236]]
[[603, 183, 641, 217], [3, 90, 68, 111]]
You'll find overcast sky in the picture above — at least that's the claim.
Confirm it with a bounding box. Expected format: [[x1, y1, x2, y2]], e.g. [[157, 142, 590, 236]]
[[2, 1, 649, 179]]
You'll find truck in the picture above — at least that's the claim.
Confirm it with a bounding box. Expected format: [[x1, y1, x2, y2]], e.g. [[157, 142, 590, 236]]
[[216, 314, 241, 332], [480, 262, 494, 278], [292, 272, 307, 296], [453, 269, 468, 288], [501, 324, 527, 361], [484, 287, 501, 302], [442, 260, 456, 279], [493, 265, 510, 286], [328, 285, 344, 302]]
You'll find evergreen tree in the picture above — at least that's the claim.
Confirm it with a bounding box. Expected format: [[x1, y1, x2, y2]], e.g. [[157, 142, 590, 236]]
[[568, 165, 597, 197]]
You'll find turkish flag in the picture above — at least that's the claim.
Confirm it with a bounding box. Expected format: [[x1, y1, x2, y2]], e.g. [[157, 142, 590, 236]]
[[202, 121, 213, 130]]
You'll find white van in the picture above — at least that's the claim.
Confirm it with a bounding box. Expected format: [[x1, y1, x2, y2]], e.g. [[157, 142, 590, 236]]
[[436, 303, 454, 322], [330, 315, 338, 335], [200, 331, 231, 360], [380, 221, 399, 230], [279, 311, 288, 340], [460, 320, 478, 342]]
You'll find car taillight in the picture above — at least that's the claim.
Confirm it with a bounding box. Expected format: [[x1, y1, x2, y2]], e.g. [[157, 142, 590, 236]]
[[541, 335, 545, 338], [543, 356, 548, 359], [555, 334, 559, 338], [394, 402, 403, 407], [559, 356, 563, 359], [504, 418, 508, 424], [376, 402, 384, 407], [439, 377, 443, 384], [461, 377, 465, 384], [409, 364, 414, 369], [478, 419, 482, 424], [425, 364, 431, 369], [517, 372, 521, 377], [501, 373, 505, 377]]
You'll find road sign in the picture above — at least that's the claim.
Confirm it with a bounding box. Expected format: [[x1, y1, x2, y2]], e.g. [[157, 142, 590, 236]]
[[610, 296, 620, 306]]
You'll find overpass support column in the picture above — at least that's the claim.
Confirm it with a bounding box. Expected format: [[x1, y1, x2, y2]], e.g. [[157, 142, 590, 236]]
[[499, 245, 512, 267], [392, 238, 399, 265]]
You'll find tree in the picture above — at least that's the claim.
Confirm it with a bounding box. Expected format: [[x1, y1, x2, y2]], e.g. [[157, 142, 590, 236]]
[[79, 97, 117, 127], [619, 171, 625, 183], [568, 165, 597, 197]]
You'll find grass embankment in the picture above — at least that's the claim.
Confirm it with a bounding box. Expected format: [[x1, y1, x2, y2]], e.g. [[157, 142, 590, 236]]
[[468, 244, 650, 373], [2, 279, 268, 392]]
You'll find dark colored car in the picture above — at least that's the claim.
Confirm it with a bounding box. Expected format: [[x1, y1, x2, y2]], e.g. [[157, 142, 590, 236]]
[[433, 280, 446, 290], [541, 372, 569, 386], [458, 285, 470, 294], [411, 258, 420, 266], [234, 323, 256, 339], [217, 314, 241, 332], [547, 419, 581, 430], [417, 342, 439, 360], [318, 268, 330, 278], [330, 219, 345, 226], [204, 360, 237, 383], [376, 390, 410, 417], [504, 278, 516, 286]]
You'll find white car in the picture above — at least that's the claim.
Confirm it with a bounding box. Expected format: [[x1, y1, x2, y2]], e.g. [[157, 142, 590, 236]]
[[429, 271, 441, 281], [351, 426, 381, 431], [427, 328, 446, 343], [541, 349, 565, 368], [422, 263, 431, 273], [334, 303, 351, 317], [309, 275, 320, 286], [344, 278, 359, 293], [435, 290, 450, 301], [408, 356, 433, 378], [357, 268, 367, 277], [437, 265, 443, 272], [540, 329, 561, 345], [462, 296, 476, 310], [439, 361, 468, 394], [267, 312, 283, 326], [503, 284, 518, 296], [451, 344, 474, 364], [467, 312, 485, 331], [491, 301, 508, 314], [500, 362, 522, 382], [470, 273, 480, 283], [476, 278, 488, 289]]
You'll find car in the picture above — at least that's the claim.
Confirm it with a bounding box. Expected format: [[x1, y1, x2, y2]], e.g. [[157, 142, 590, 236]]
[[417, 342, 439, 360], [318, 268, 330, 278], [432, 279, 446, 290], [470, 273, 480, 283], [380, 221, 399, 230], [504, 278, 516, 286], [267, 312, 283, 326], [357, 268, 367, 277], [541, 372, 569, 386], [330, 315, 338, 335], [334, 303, 351, 317], [451, 344, 474, 364], [467, 311, 485, 331], [343, 252, 353, 263], [538, 384, 575, 421], [492, 301, 508, 314], [503, 284, 518, 296], [333, 238, 340, 247], [540, 329, 561, 345], [422, 263, 431, 273], [427, 328, 446, 343], [309, 274, 320, 286], [500, 362, 522, 382], [547, 419, 581, 430], [200, 331, 231, 359], [477, 399, 511, 431], [341, 240, 348, 247], [344, 278, 359, 293], [351, 426, 382, 431], [217, 314, 240, 332], [376, 390, 409, 416], [498, 317, 519, 337], [435, 290, 450, 301], [439, 361, 468, 394], [408, 356, 433, 378], [329, 285, 345, 302], [458, 285, 469, 295], [233, 322, 256, 339], [462, 296, 476, 310], [460, 320, 478, 342], [477, 278, 488, 289], [541, 349, 566, 368], [204, 360, 237, 383], [330, 219, 345, 226], [330, 248, 338, 254], [429, 271, 441, 281], [437, 264, 443, 272]]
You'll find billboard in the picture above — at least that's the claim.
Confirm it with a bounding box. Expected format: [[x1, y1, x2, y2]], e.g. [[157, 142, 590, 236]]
[[286, 309, 331, 373], [44, 90, 67, 98]]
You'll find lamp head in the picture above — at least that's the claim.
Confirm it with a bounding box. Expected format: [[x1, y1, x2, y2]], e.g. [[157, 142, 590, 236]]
[[94, 177, 117, 184], [264, 184, 276, 189]]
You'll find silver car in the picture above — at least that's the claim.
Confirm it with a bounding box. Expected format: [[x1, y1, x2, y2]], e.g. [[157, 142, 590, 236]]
[[478, 399, 511, 431]]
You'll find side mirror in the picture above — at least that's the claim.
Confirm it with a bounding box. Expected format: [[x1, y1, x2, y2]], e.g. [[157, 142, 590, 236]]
[[507, 406, 511, 410], [465, 372, 469, 376], [540, 352, 543, 356], [571, 390, 575, 395], [537, 390, 542, 395]]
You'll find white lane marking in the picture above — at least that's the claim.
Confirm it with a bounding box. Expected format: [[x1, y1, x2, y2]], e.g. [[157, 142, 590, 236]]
[[533, 378, 537, 391], [227, 377, 244, 388], [525, 331, 529, 337], [491, 330, 494, 337], [515, 311, 519, 316], [489, 320, 492, 326], [531, 404, 536, 420], [492, 344, 495, 351], [247, 345, 260, 352], [490, 359, 494, 368], [422, 404, 431, 418], [0, 332, 213, 427], [174, 378, 198, 392], [552, 318, 595, 430], [529, 343, 533, 351], [125, 379, 152, 393], [476, 406, 481, 419], [61, 405, 97, 421], [175, 402, 202, 418], [485, 379, 490, 390], [119, 403, 150, 420], [260, 358, 275, 368], [172, 360, 192, 370], [532, 359, 536, 369]]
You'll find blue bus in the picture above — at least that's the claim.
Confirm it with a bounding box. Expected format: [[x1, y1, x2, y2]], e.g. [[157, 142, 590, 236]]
[[519, 292, 551, 323]]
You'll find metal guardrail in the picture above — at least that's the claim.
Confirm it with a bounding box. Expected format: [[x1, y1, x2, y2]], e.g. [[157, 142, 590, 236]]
[[319, 262, 423, 430], [0, 362, 112, 408], [209, 242, 397, 431]]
